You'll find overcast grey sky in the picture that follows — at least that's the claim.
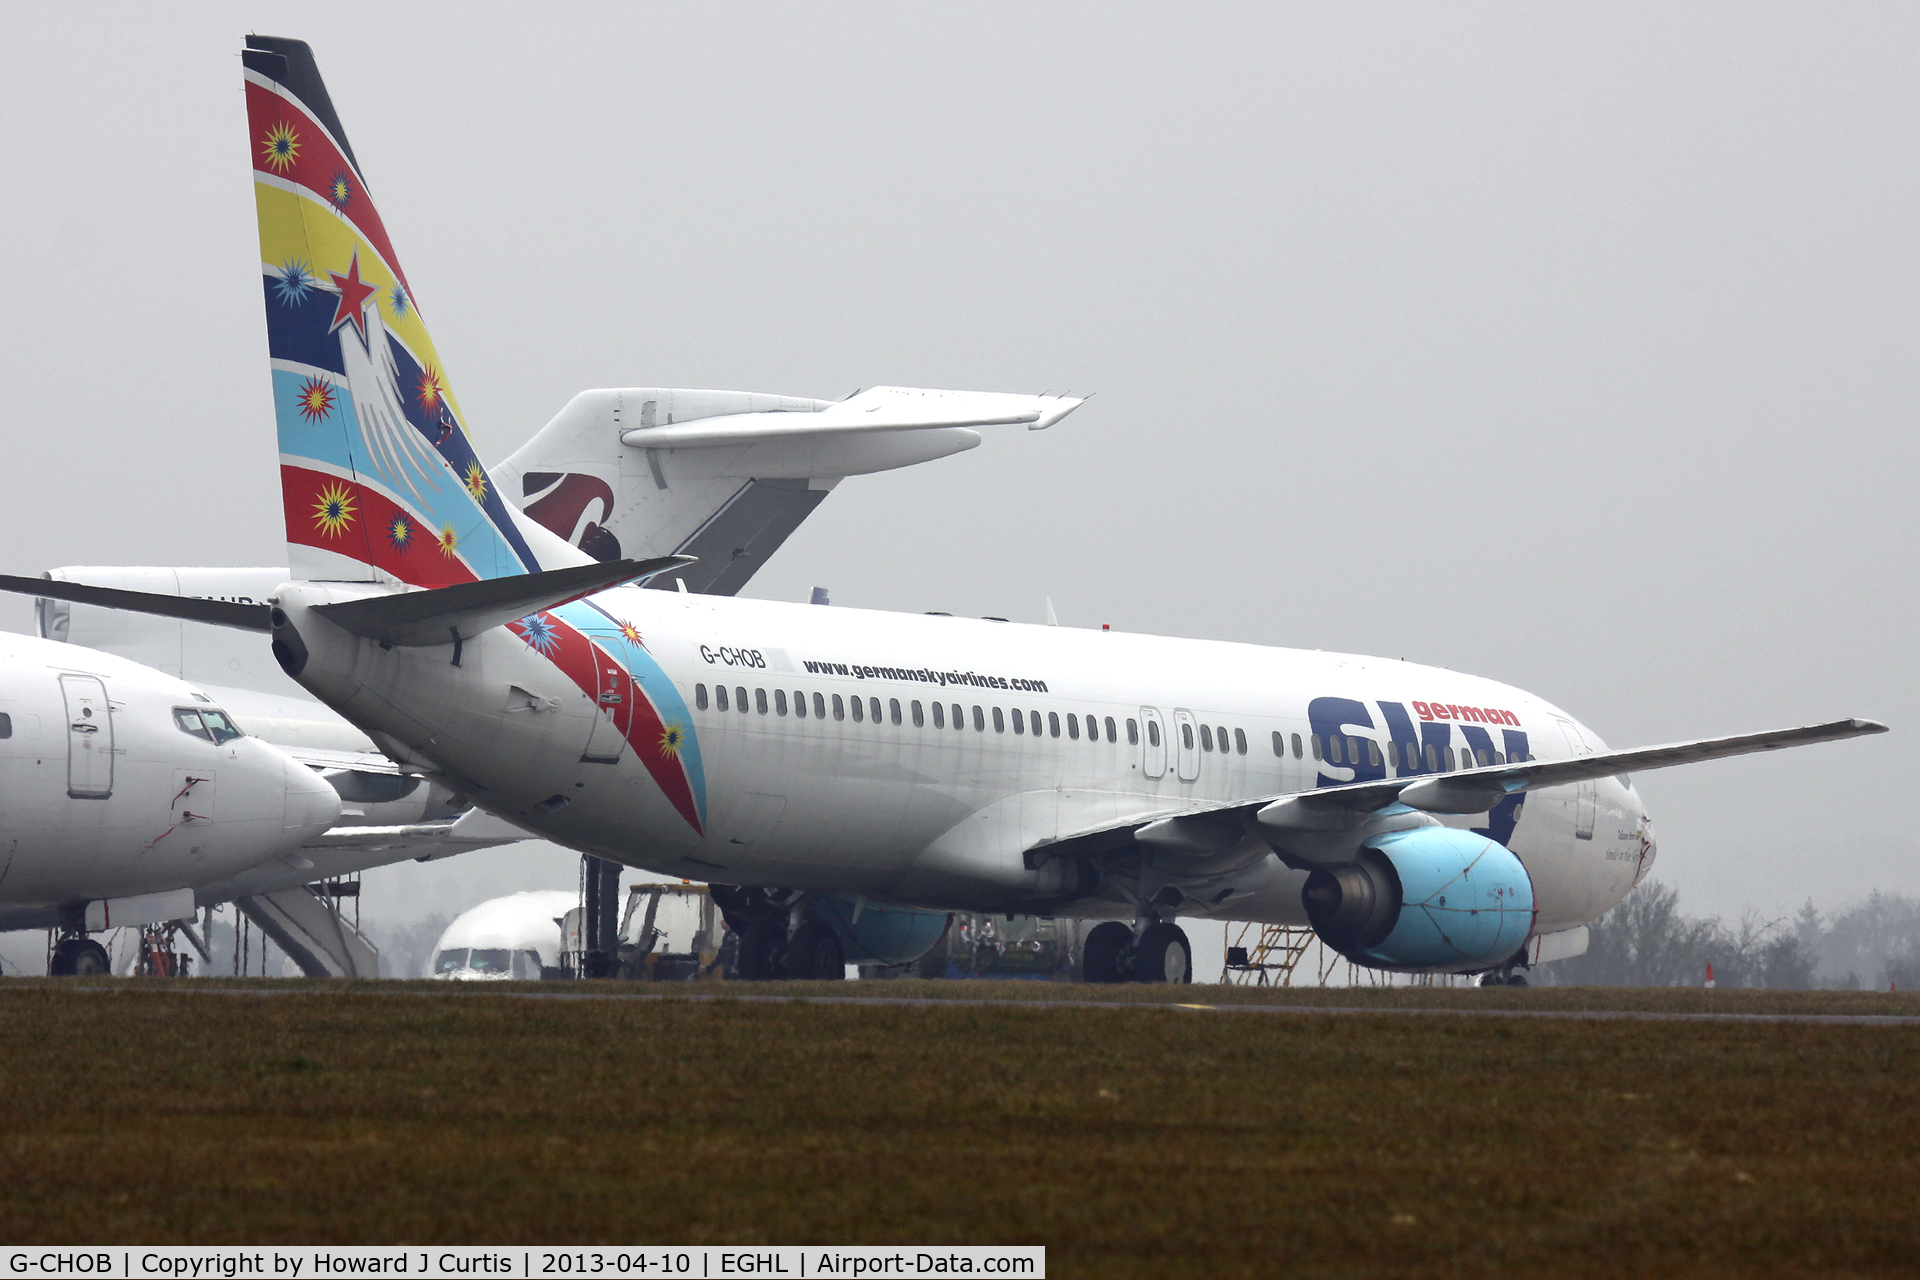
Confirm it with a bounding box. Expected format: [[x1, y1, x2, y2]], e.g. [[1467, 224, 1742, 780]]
[[0, 3, 1912, 934]]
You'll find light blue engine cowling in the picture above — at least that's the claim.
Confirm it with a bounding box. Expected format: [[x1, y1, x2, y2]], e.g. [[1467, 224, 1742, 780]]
[[1301, 827, 1535, 973], [807, 895, 951, 966]]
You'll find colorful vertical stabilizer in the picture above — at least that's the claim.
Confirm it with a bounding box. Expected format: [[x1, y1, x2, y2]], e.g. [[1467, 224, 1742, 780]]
[[243, 36, 541, 585]]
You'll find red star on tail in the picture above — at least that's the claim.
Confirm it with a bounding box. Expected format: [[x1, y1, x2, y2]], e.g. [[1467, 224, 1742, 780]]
[[327, 250, 379, 343]]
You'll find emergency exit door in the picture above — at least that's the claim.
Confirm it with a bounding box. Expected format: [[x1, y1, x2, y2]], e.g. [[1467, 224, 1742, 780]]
[[60, 674, 113, 799], [1140, 706, 1167, 779]]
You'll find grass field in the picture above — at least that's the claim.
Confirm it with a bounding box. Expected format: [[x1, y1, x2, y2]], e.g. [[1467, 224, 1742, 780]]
[[2, 979, 1916, 1277]]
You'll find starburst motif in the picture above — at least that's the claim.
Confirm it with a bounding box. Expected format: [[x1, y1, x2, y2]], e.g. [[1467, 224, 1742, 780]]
[[272, 258, 314, 306], [619, 620, 644, 647], [387, 514, 414, 551], [326, 169, 353, 209], [312, 482, 356, 538], [417, 365, 444, 413], [464, 460, 488, 502], [261, 122, 301, 172], [436, 525, 459, 558], [295, 377, 336, 423], [513, 612, 560, 656], [388, 284, 409, 319], [658, 723, 686, 758]]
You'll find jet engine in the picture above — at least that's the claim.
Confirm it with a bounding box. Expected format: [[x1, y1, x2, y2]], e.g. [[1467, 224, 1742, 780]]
[[1301, 827, 1534, 973]]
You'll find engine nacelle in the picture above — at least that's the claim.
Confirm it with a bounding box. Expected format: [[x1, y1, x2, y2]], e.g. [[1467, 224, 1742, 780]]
[[1302, 827, 1534, 973], [807, 895, 951, 967]]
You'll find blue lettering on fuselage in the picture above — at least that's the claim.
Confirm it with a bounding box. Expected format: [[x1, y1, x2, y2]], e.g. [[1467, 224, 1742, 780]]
[[1320, 698, 1534, 848]]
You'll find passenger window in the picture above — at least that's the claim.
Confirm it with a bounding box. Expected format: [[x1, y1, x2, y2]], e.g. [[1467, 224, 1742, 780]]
[[833, 694, 845, 721], [173, 707, 213, 742], [1180, 723, 1193, 750], [1425, 744, 1439, 771], [736, 686, 748, 714], [696, 684, 709, 711], [1368, 740, 1382, 767], [993, 707, 1005, 733], [755, 689, 768, 715], [1477, 749, 1490, 767], [1127, 718, 1139, 745], [1310, 734, 1323, 761], [1067, 713, 1079, 740], [890, 698, 903, 726], [1199, 724, 1213, 752], [1046, 711, 1059, 738], [931, 701, 944, 728], [775, 690, 788, 716], [1327, 736, 1342, 764], [793, 691, 807, 719], [1234, 727, 1247, 755], [869, 697, 881, 724], [954, 704, 966, 730], [814, 692, 826, 719], [201, 710, 244, 744], [716, 685, 729, 712], [1029, 710, 1042, 735], [851, 696, 864, 723], [913, 701, 926, 728], [973, 705, 985, 731], [1148, 721, 1161, 747], [1493, 751, 1505, 765], [1291, 733, 1303, 759], [0, 712, 10, 739], [1272, 730, 1284, 758], [1012, 708, 1025, 735]]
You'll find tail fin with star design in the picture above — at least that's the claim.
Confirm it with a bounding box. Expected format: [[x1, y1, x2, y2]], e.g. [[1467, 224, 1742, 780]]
[[243, 36, 574, 586]]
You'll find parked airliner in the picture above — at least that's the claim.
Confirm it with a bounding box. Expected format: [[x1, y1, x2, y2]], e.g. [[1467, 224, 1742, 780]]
[[7, 36, 1884, 985], [0, 632, 340, 973]]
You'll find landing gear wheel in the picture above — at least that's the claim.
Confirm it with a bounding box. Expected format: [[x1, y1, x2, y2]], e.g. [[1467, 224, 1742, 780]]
[[1132, 923, 1193, 985], [785, 922, 845, 981], [736, 918, 788, 982], [1479, 972, 1505, 988], [1505, 972, 1529, 988], [1082, 922, 1132, 984], [51, 939, 109, 978]]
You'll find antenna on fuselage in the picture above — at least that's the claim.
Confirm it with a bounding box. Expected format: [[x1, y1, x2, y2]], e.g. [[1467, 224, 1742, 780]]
[[1045, 597, 1059, 626]]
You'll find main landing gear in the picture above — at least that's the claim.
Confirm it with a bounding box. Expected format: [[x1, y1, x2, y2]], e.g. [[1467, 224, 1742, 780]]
[[1479, 968, 1529, 988], [1082, 919, 1193, 985], [48, 935, 111, 977], [715, 887, 849, 982]]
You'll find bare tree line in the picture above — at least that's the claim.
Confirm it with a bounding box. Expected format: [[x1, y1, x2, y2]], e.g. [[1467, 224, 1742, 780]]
[[1548, 881, 1920, 990]]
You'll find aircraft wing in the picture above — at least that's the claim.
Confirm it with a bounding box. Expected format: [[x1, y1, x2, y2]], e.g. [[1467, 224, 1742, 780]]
[[1027, 717, 1886, 864]]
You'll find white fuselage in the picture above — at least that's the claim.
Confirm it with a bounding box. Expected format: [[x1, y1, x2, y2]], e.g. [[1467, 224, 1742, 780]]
[[0, 633, 340, 928], [280, 585, 1654, 937]]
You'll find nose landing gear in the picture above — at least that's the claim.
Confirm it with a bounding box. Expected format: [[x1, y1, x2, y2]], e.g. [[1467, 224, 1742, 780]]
[[1082, 919, 1192, 985], [48, 936, 111, 977]]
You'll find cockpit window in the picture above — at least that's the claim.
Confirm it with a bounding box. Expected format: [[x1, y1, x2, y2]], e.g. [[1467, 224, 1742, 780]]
[[200, 708, 244, 744], [173, 708, 214, 742], [468, 948, 511, 973], [433, 949, 469, 974]]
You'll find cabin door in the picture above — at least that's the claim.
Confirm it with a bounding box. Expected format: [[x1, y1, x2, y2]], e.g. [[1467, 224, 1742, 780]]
[[580, 642, 630, 764], [60, 674, 113, 799], [1556, 718, 1596, 840]]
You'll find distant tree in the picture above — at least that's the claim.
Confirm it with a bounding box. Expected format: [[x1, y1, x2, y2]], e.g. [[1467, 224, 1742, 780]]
[[1548, 881, 1815, 988], [362, 912, 453, 980], [1806, 891, 1920, 989]]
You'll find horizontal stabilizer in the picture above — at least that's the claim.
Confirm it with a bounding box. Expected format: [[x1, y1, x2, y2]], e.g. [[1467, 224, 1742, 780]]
[[620, 386, 1086, 449], [0, 574, 271, 631], [310, 555, 692, 646]]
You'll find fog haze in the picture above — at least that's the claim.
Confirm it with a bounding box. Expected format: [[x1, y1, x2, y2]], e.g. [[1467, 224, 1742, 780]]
[[0, 3, 1911, 939]]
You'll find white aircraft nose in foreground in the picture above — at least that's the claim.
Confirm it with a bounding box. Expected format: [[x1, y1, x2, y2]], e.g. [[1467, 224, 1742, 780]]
[[0, 632, 341, 973], [5, 35, 1885, 987]]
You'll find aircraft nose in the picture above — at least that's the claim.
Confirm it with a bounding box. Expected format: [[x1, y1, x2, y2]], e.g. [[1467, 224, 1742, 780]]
[[284, 753, 343, 840]]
